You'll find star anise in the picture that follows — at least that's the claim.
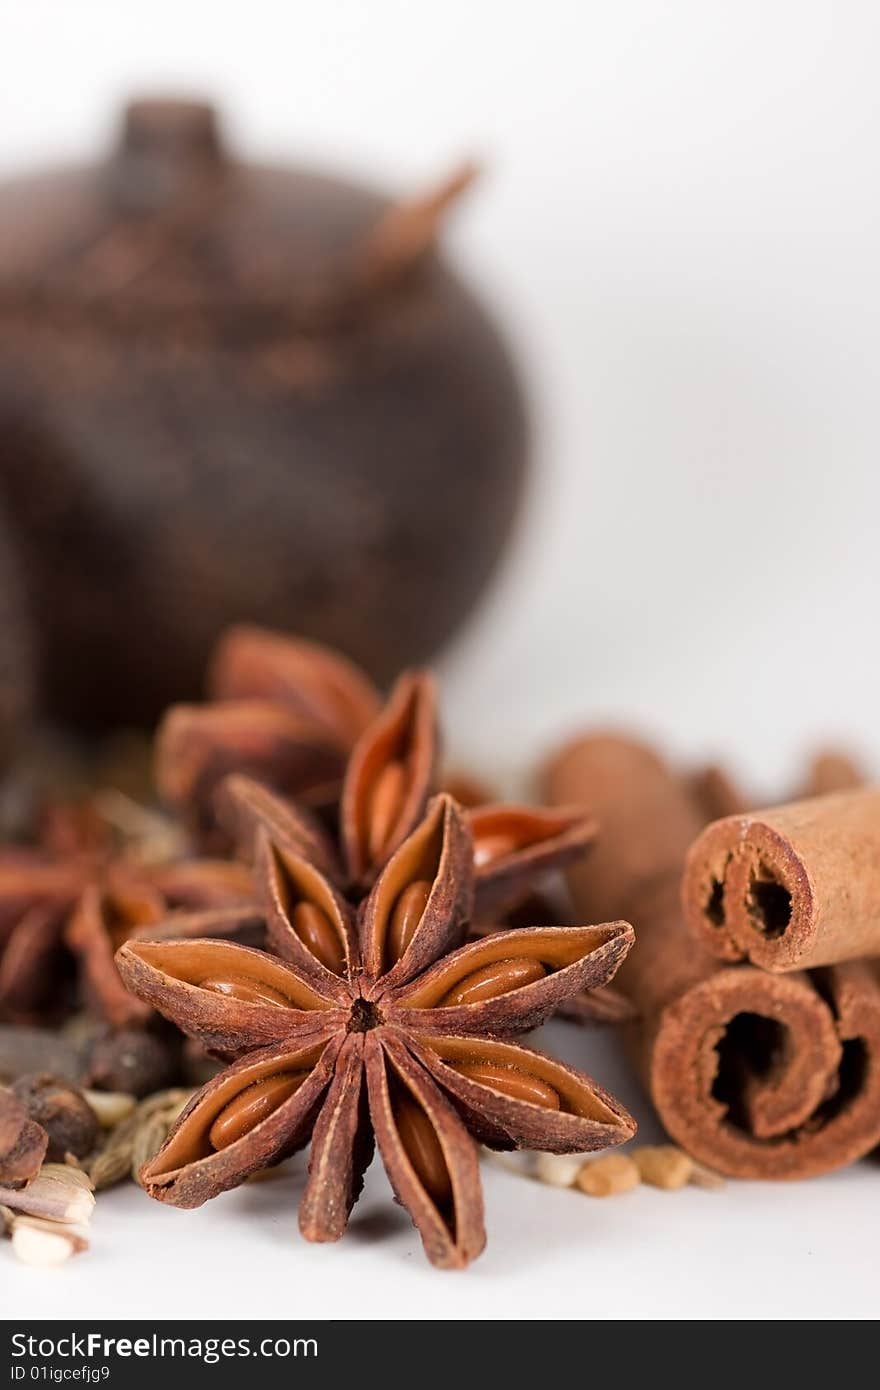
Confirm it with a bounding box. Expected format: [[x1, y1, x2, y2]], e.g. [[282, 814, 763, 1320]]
[[155, 627, 382, 849], [0, 837, 258, 1027], [156, 626, 596, 895], [157, 625, 618, 1027], [214, 657, 627, 1028], [115, 793, 635, 1269], [214, 663, 596, 910]]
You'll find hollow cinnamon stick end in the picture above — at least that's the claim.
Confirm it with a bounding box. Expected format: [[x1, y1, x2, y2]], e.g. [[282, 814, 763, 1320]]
[[680, 819, 746, 963], [683, 814, 820, 973], [646, 965, 880, 1180]]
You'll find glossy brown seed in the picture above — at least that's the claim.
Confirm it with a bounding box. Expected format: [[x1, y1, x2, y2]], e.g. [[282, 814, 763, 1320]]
[[472, 832, 517, 868], [367, 761, 407, 864], [209, 1073, 309, 1150], [440, 957, 548, 1008], [452, 1060, 560, 1110], [200, 975, 293, 1008], [291, 902, 345, 975], [394, 1096, 452, 1204], [386, 880, 431, 966]]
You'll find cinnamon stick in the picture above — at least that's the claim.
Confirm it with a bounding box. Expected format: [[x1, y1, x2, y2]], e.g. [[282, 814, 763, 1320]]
[[541, 733, 702, 926], [682, 789, 880, 971], [541, 733, 880, 1180], [798, 749, 865, 799], [686, 764, 749, 823]]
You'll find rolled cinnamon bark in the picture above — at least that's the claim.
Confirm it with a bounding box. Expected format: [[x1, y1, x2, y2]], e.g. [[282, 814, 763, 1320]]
[[682, 789, 880, 972], [541, 733, 880, 1180], [684, 746, 866, 825], [540, 732, 702, 925], [686, 763, 749, 823], [798, 749, 865, 799]]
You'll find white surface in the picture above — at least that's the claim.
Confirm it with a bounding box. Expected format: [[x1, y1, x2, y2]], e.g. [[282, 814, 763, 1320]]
[[2, 1, 880, 1322]]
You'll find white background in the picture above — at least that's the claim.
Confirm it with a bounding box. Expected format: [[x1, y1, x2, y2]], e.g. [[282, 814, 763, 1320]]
[[2, 1, 879, 1320]]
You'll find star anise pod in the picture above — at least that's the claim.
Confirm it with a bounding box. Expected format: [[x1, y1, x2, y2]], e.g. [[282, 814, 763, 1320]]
[[116, 793, 635, 1269], [156, 626, 596, 895], [157, 626, 614, 1027], [213, 665, 619, 1025], [0, 842, 258, 1028], [215, 664, 596, 908], [155, 627, 382, 849]]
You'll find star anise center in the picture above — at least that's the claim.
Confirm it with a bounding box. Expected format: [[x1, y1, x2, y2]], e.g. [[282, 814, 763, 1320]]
[[346, 997, 384, 1033]]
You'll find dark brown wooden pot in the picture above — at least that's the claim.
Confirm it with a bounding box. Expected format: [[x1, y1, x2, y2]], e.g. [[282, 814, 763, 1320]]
[[0, 99, 528, 736]]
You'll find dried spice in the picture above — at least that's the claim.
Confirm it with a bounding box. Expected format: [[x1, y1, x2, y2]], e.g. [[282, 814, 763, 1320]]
[[0, 1162, 94, 1266], [467, 803, 597, 921], [215, 662, 598, 940], [575, 1153, 639, 1197], [688, 1161, 726, 1190], [798, 750, 865, 799], [533, 1151, 585, 1188], [156, 628, 382, 847], [11, 1074, 98, 1162], [0, 1023, 87, 1083], [469, 918, 634, 1027], [0, 827, 257, 1024], [687, 747, 864, 824], [502, 1144, 722, 1197], [0, 1161, 95, 1224], [632, 1145, 693, 1190], [207, 627, 382, 742], [116, 792, 635, 1268], [6, 1215, 88, 1267], [0, 1013, 187, 1100], [160, 630, 597, 932], [0, 1086, 47, 1185], [542, 731, 880, 1180], [83, 1025, 182, 1098], [682, 788, 880, 972], [87, 1088, 193, 1191], [81, 1089, 135, 1128], [686, 764, 749, 823], [129, 1090, 193, 1184]]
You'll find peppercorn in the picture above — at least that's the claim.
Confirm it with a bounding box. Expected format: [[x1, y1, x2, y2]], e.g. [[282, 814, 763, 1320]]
[[11, 1073, 99, 1162], [84, 1026, 180, 1099]]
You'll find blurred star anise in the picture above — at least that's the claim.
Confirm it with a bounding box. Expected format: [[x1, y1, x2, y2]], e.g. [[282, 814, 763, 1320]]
[[0, 831, 257, 1027], [116, 793, 635, 1269], [213, 657, 597, 912], [155, 627, 383, 849], [156, 626, 596, 905], [214, 662, 627, 1025]]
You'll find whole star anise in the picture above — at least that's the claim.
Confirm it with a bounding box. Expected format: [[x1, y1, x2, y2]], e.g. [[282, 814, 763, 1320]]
[[116, 793, 635, 1269]]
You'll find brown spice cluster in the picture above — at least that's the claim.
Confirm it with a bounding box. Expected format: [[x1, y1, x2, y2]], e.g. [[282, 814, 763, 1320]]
[[541, 732, 880, 1181], [7, 620, 875, 1269], [0, 626, 638, 1270]]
